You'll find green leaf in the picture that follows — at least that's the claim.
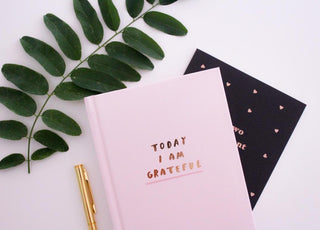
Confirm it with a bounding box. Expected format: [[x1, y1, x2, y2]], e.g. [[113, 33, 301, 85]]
[[1, 64, 49, 95], [71, 68, 126, 93], [144, 11, 188, 36], [122, 27, 164, 60], [146, 0, 155, 4], [33, 130, 69, 152], [0, 120, 28, 140], [31, 148, 56, 161], [0, 87, 37, 117], [159, 0, 177, 5], [88, 55, 141, 82], [20, 36, 66, 76], [55, 82, 98, 101], [73, 0, 104, 44], [44, 13, 82, 60], [126, 0, 144, 18], [98, 0, 120, 31], [0, 154, 25, 169], [42, 109, 82, 136], [105, 42, 154, 70]]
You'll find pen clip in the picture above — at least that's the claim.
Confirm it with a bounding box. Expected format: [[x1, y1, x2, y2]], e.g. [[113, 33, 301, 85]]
[[83, 167, 96, 214]]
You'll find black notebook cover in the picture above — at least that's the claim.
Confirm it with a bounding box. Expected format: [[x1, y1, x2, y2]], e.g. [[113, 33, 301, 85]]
[[184, 49, 306, 208]]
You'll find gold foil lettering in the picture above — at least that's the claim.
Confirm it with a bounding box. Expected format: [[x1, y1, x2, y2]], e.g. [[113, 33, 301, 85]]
[[181, 136, 186, 145], [182, 163, 187, 171], [177, 151, 184, 159], [151, 144, 157, 152], [174, 139, 179, 147], [147, 171, 153, 179], [237, 142, 247, 150], [167, 166, 174, 174], [152, 136, 186, 152], [154, 169, 159, 178], [146, 160, 202, 180]]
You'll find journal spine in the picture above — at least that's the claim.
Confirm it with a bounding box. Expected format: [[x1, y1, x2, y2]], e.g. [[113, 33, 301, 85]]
[[85, 97, 123, 230]]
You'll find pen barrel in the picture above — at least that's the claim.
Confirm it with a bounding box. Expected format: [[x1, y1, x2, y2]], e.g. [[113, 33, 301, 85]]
[[89, 222, 98, 230], [75, 164, 97, 230]]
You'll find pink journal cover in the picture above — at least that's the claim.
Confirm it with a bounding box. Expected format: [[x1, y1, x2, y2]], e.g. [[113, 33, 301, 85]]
[[85, 68, 255, 230]]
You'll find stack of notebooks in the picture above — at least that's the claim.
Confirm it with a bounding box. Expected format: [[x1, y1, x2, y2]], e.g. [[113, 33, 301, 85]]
[[84, 49, 305, 229]]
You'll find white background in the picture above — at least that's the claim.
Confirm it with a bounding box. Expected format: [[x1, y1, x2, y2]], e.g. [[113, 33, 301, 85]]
[[0, 0, 319, 229]]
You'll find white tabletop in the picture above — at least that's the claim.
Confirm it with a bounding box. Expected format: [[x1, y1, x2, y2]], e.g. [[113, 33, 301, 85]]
[[0, 0, 319, 229]]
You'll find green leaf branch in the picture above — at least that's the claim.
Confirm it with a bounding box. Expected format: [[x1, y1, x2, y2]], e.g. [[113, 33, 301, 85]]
[[0, 0, 188, 173]]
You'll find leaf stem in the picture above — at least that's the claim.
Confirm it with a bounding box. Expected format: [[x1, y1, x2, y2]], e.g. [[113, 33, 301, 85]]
[[26, 2, 160, 173]]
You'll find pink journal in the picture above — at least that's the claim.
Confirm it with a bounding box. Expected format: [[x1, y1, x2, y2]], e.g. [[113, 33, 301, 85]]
[[85, 68, 255, 230]]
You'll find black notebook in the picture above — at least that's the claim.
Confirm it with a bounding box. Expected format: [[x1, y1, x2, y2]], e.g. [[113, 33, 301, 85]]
[[184, 49, 306, 208]]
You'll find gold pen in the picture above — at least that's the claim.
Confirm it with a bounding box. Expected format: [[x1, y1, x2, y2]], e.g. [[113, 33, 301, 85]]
[[75, 164, 97, 230]]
